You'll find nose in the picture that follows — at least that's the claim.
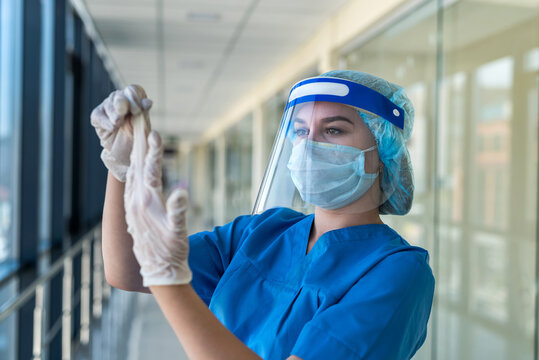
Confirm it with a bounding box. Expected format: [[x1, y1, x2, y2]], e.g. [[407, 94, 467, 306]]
[[307, 123, 323, 143]]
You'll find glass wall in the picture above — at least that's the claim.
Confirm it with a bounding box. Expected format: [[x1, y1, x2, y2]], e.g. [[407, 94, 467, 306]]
[[0, 0, 22, 359], [0, 1, 122, 358], [438, 1, 539, 358], [224, 114, 253, 222], [261, 91, 287, 165], [188, 139, 222, 232], [0, 1, 22, 357], [0, 0, 22, 270], [342, 0, 539, 358], [162, 137, 183, 193], [186, 143, 212, 233]]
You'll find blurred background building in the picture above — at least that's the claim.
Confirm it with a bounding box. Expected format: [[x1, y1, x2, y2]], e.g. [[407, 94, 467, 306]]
[[0, 0, 538, 359]]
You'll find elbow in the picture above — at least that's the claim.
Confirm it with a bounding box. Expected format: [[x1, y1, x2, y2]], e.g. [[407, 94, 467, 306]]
[[104, 267, 149, 293], [104, 269, 128, 290]]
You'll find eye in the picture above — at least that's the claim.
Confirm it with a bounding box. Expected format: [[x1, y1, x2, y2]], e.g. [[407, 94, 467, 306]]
[[295, 128, 309, 137], [326, 127, 342, 135]]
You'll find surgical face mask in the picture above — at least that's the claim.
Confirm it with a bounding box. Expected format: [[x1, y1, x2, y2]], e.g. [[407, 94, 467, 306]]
[[287, 139, 378, 210]]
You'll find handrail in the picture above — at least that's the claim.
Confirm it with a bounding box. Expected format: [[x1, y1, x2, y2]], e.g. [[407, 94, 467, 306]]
[[0, 233, 85, 321], [0, 223, 110, 360]]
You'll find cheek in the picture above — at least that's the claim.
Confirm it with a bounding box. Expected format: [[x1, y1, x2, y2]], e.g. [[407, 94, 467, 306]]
[[363, 151, 380, 173], [330, 133, 366, 148]]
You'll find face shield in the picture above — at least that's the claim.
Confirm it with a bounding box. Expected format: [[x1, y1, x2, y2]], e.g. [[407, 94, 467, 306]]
[[253, 76, 405, 216]]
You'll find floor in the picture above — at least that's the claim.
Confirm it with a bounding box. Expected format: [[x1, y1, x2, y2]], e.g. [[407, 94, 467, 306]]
[[127, 292, 190, 360]]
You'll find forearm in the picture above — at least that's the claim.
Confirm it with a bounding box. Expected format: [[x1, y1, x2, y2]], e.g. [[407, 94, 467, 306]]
[[150, 284, 261, 360], [102, 171, 149, 293]]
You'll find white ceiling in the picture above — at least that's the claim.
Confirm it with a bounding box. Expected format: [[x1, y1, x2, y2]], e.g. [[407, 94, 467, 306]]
[[84, 0, 350, 141]]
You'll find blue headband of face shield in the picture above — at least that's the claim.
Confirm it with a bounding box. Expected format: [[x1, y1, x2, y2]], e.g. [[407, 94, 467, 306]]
[[283, 77, 405, 133]]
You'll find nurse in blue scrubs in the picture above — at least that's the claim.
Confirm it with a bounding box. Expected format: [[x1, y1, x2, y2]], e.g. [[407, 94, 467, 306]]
[[95, 70, 435, 360]]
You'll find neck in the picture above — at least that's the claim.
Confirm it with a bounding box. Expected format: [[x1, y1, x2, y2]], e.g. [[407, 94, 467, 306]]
[[306, 206, 383, 254]]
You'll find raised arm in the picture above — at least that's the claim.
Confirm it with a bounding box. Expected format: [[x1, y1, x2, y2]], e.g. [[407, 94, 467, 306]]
[[102, 172, 149, 292], [91, 85, 152, 293]]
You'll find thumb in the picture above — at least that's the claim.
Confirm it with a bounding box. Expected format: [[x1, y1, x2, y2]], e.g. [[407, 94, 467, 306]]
[[166, 188, 189, 235]]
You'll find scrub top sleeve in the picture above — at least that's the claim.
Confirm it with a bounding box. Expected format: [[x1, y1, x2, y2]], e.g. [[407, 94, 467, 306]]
[[188, 214, 255, 305], [290, 251, 435, 360]]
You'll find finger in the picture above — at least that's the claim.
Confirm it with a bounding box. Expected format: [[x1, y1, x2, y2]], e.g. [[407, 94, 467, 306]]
[[141, 98, 153, 111], [96, 127, 109, 140], [123, 85, 146, 115], [143, 131, 164, 190], [92, 106, 116, 151], [103, 91, 123, 127], [90, 104, 114, 133], [166, 188, 189, 233], [113, 92, 129, 118], [130, 84, 148, 100]]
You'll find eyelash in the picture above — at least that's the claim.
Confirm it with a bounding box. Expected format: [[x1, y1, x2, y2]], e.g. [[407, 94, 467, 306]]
[[294, 127, 344, 137], [326, 128, 342, 135]]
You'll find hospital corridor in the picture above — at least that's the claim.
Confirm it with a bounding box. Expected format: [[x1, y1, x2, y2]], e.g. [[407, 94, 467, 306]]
[[1, 0, 539, 359]]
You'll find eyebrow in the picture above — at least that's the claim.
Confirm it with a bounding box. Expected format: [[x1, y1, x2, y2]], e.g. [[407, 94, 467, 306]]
[[321, 116, 354, 125], [292, 116, 354, 125]]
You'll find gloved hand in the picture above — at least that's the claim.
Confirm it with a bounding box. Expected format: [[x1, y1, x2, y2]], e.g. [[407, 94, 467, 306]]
[[90, 85, 153, 182], [124, 107, 192, 287]]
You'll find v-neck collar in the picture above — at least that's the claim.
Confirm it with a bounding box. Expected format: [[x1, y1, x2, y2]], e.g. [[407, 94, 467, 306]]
[[298, 214, 392, 259]]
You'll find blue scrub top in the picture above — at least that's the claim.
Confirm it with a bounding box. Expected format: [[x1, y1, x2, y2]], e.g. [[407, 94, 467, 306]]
[[188, 207, 435, 360]]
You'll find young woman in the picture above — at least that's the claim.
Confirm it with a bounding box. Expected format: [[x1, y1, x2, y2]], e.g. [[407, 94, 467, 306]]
[[91, 70, 435, 360]]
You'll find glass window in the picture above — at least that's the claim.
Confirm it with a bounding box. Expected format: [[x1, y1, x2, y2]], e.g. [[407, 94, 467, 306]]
[[198, 141, 217, 230], [224, 114, 253, 222], [0, 280, 17, 360], [186, 144, 213, 232], [262, 94, 286, 164], [0, 0, 21, 265], [0, 2, 22, 359], [342, 0, 539, 359], [440, 1, 539, 358], [161, 136, 182, 193]]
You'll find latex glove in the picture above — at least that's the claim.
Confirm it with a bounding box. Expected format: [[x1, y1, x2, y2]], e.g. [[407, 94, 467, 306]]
[[124, 108, 192, 287], [90, 85, 153, 182]]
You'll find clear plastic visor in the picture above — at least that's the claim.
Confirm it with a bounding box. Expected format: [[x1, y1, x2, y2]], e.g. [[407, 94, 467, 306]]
[[253, 100, 386, 216]]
